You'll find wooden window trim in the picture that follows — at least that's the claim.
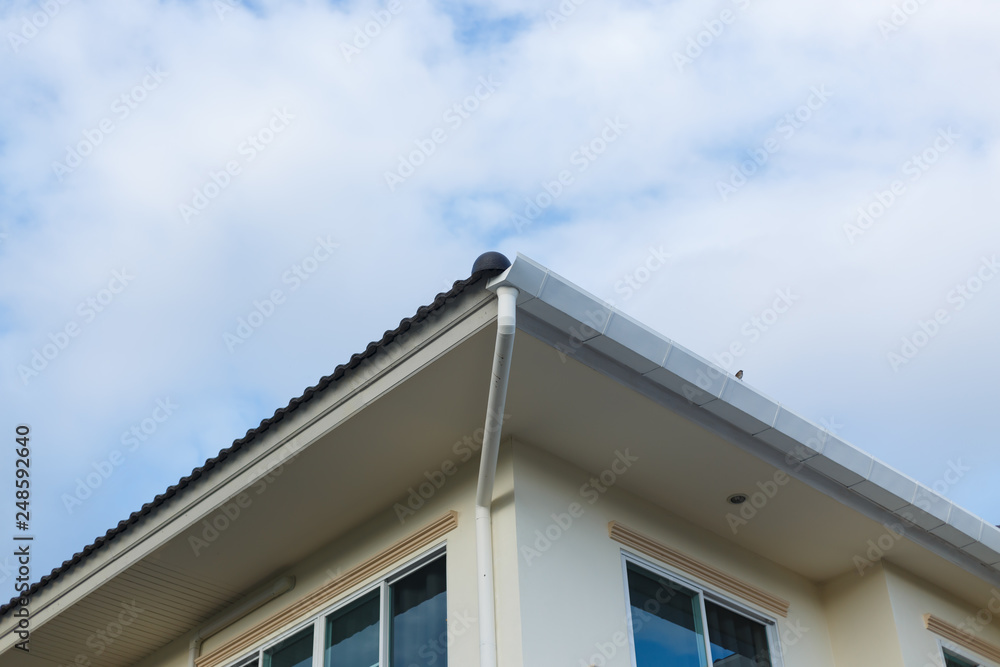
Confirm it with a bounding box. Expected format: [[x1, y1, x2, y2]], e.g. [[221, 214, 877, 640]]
[[925, 614, 1000, 664], [609, 521, 790, 618]]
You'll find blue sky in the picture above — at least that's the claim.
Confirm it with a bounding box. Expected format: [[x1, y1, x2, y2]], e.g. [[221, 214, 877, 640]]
[[1, 0, 999, 585]]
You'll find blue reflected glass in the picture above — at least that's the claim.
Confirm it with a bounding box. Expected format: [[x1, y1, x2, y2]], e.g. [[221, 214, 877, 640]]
[[263, 627, 313, 667], [627, 563, 707, 667], [390, 557, 447, 667], [326, 590, 381, 667], [706, 600, 770, 667]]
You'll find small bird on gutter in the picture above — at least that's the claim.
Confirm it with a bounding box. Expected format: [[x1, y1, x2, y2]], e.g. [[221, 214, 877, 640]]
[[735, 370, 744, 380]]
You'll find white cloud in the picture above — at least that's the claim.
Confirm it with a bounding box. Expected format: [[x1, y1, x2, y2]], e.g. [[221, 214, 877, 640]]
[[2, 0, 999, 580]]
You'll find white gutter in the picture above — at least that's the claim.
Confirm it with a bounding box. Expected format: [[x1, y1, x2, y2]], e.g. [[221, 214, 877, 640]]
[[188, 575, 295, 667], [475, 285, 518, 667]]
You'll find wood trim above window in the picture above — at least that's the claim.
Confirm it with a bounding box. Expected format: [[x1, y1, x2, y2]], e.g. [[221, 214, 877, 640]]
[[608, 521, 790, 618], [197, 511, 459, 667], [925, 614, 1000, 663]]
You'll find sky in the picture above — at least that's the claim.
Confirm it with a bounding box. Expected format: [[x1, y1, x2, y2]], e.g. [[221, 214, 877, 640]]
[[1, 0, 998, 586]]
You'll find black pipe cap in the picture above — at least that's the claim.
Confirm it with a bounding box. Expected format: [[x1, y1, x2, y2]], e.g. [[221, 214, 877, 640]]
[[471, 251, 511, 276]]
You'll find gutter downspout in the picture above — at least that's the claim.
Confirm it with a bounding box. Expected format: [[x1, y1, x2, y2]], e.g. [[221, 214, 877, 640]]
[[475, 285, 518, 667], [188, 575, 295, 667]]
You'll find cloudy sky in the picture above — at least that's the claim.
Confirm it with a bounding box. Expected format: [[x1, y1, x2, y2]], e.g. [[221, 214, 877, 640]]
[[2, 0, 998, 584]]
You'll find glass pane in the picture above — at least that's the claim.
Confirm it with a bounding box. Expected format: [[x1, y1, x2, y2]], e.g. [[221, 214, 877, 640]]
[[627, 563, 708, 667], [389, 556, 447, 667], [945, 651, 979, 667], [705, 601, 770, 667], [263, 627, 313, 667], [325, 589, 381, 667]]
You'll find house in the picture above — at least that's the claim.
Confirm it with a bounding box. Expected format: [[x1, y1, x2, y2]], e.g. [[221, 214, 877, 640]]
[[2, 251, 999, 667]]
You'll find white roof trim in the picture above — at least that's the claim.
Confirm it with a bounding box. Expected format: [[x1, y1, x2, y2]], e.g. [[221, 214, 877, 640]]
[[488, 253, 1000, 579]]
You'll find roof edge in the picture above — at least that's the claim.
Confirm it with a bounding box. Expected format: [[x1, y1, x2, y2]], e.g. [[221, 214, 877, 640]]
[[0, 261, 501, 619], [491, 252, 1000, 579]]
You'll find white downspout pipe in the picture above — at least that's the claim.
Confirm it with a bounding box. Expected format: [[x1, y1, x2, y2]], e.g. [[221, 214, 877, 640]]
[[475, 285, 518, 667], [188, 575, 295, 667]]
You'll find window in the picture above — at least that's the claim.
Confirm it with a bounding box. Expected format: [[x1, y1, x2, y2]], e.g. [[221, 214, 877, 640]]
[[265, 627, 313, 667], [944, 649, 981, 667], [624, 559, 776, 667], [234, 552, 446, 667], [325, 590, 379, 665]]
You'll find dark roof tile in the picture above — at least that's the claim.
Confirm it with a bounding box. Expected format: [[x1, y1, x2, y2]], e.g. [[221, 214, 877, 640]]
[[1, 265, 498, 617]]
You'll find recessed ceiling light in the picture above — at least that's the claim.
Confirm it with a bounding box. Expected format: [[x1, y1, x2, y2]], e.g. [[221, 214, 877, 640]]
[[727, 493, 748, 505]]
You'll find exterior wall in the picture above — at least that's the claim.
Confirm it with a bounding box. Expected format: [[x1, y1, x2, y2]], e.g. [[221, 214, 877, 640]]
[[821, 562, 905, 667], [509, 439, 836, 667], [133, 438, 497, 667], [494, 440, 525, 665], [884, 561, 1000, 667], [23, 433, 999, 667]]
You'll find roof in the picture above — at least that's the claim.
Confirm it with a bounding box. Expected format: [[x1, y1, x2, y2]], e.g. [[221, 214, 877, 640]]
[[487, 254, 1000, 579], [0, 260, 508, 618], [8, 250, 1000, 618]]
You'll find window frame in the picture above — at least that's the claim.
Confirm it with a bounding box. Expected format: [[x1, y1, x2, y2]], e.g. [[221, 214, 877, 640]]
[[227, 545, 447, 667], [940, 640, 996, 667], [620, 550, 785, 667]]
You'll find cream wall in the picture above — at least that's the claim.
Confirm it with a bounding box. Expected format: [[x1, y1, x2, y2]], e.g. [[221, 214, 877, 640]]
[[884, 561, 1000, 667], [509, 438, 836, 667], [493, 441, 525, 666], [821, 562, 905, 667], [81, 434, 1000, 667]]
